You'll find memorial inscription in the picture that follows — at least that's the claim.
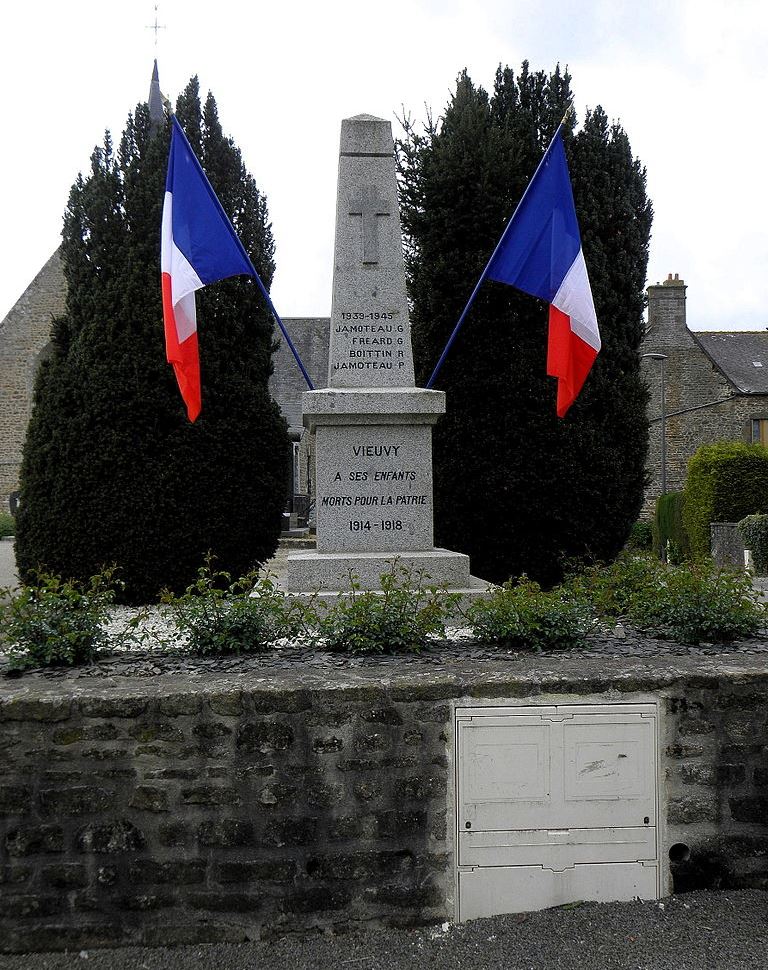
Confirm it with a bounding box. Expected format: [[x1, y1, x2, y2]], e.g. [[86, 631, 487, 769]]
[[314, 423, 434, 553]]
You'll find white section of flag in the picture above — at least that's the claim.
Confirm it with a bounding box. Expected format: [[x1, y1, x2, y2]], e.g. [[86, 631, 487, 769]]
[[552, 249, 601, 352], [161, 191, 203, 342]]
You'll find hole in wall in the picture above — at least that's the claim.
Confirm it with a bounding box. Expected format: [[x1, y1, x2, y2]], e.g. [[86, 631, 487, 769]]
[[668, 842, 690, 863], [670, 848, 732, 893]]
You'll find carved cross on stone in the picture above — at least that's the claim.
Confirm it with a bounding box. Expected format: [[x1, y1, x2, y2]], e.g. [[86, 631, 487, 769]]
[[348, 185, 391, 264]]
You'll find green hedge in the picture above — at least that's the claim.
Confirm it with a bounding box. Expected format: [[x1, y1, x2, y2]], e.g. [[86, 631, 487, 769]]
[[653, 491, 689, 562], [683, 442, 768, 559], [0, 512, 14, 538], [738, 514, 768, 575]]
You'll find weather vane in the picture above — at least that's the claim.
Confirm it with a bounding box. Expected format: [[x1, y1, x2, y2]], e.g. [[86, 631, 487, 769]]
[[146, 4, 166, 48]]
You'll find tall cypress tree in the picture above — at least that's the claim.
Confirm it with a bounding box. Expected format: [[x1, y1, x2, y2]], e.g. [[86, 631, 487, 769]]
[[399, 64, 652, 585], [16, 78, 289, 603]]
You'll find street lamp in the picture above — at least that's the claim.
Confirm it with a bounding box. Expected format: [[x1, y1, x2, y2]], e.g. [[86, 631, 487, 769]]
[[641, 353, 668, 496]]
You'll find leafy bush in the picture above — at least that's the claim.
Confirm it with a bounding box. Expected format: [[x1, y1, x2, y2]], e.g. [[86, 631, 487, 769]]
[[626, 521, 653, 552], [738, 514, 768, 575], [653, 491, 690, 562], [466, 577, 595, 651], [161, 559, 307, 656], [564, 555, 664, 619], [627, 562, 765, 644], [318, 565, 459, 655], [0, 512, 14, 538], [683, 442, 768, 559], [0, 568, 119, 669]]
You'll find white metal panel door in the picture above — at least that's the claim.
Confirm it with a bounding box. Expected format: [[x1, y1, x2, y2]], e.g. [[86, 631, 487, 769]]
[[456, 703, 659, 920]]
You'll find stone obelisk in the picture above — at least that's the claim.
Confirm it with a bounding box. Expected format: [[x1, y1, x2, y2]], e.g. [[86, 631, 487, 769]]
[[283, 114, 485, 600]]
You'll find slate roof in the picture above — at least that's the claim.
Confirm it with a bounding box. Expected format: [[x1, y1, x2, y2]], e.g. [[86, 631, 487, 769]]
[[693, 331, 768, 394]]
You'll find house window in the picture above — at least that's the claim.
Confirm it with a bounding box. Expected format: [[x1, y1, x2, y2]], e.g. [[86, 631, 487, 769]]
[[752, 419, 768, 446]]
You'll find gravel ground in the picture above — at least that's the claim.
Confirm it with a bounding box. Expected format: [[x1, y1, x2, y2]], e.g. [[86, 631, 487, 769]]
[[0, 890, 765, 970]]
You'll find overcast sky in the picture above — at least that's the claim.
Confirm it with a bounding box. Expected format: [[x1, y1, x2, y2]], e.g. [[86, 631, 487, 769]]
[[2, 0, 766, 332]]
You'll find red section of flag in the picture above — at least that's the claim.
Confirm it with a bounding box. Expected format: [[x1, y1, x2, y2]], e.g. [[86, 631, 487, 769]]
[[162, 273, 201, 422], [547, 305, 598, 419]]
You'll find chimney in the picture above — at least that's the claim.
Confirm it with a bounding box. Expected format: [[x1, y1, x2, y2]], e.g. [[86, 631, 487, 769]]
[[646, 273, 687, 347]]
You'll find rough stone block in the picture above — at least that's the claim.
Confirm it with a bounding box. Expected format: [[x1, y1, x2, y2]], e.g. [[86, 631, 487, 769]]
[[376, 810, 428, 839], [216, 860, 297, 883], [0, 865, 32, 885], [5, 825, 64, 856], [679, 763, 746, 787], [668, 794, 720, 824], [186, 892, 262, 912], [312, 735, 345, 753], [129, 721, 184, 743], [354, 781, 381, 801], [80, 697, 147, 718], [51, 727, 84, 745], [282, 887, 351, 914], [142, 923, 248, 946], [157, 821, 188, 847], [129, 786, 170, 812], [359, 707, 403, 726], [236, 721, 294, 753], [39, 786, 114, 816], [181, 785, 240, 807], [128, 859, 206, 885], [730, 796, 768, 823], [306, 784, 344, 809], [207, 692, 244, 716], [366, 880, 441, 908], [395, 775, 447, 801], [76, 820, 145, 853], [666, 741, 707, 759], [112, 893, 176, 911], [0, 895, 64, 918], [354, 733, 389, 753], [306, 849, 414, 881], [192, 721, 232, 740], [328, 815, 377, 842], [259, 783, 298, 806], [1, 698, 72, 722], [250, 691, 312, 714], [261, 817, 318, 847], [0, 785, 32, 815], [41, 863, 89, 889], [197, 819, 254, 847], [143, 767, 197, 781], [157, 695, 201, 716]]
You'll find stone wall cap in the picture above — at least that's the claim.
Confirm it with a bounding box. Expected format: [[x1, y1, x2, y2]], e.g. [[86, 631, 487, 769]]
[[303, 387, 446, 419]]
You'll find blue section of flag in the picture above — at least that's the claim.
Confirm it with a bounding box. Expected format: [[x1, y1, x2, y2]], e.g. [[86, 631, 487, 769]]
[[486, 128, 581, 302], [166, 116, 253, 285]]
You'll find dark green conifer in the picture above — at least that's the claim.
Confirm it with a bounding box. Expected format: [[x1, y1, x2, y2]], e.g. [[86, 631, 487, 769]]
[[16, 78, 289, 603], [399, 64, 652, 585]]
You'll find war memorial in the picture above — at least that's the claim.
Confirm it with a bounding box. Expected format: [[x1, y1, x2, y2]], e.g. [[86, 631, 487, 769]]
[[1, 114, 768, 955]]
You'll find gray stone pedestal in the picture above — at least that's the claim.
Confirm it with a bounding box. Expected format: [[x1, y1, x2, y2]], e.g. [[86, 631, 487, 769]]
[[280, 114, 489, 611]]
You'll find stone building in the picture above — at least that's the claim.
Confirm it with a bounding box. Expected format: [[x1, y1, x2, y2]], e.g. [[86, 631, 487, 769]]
[[0, 252, 66, 512], [641, 274, 768, 515]]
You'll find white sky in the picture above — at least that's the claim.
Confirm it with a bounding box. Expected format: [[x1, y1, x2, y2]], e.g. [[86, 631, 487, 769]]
[[2, 0, 766, 331]]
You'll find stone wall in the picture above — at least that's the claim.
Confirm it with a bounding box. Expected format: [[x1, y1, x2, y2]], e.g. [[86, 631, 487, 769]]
[[0, 251, 66, 512], [640, 275, 768, 516], [1, 655, 768, 952]]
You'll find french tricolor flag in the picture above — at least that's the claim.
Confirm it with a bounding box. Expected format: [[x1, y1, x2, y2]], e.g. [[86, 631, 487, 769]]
[[161, 116, 253, 421], [486, 126, 600, 418]]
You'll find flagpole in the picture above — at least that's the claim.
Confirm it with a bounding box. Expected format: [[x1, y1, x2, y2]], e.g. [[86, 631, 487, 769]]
[[170, 117, 315, 391], [425, 122, 565, 390]]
